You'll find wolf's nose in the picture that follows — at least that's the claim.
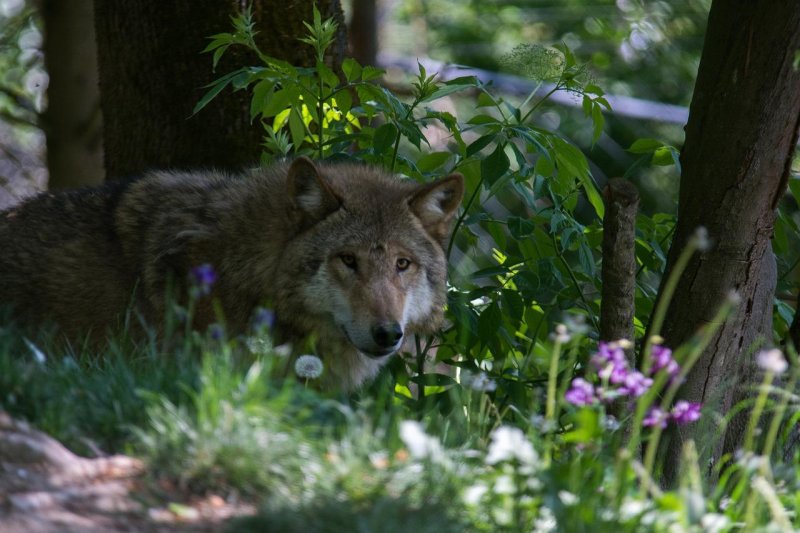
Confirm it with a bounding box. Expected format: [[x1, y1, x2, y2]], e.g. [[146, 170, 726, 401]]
[[371, 322, 403, 348]]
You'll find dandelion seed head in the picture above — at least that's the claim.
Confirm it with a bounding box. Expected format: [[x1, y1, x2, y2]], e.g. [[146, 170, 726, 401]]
[[294, 354, 324, 379]]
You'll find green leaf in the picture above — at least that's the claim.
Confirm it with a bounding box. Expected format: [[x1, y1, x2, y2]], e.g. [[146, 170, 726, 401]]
[[534, 155, 555, 177], [288, 107, 306, 149], [193, 79, 233, 115], [409, 373, 458, 387], [416, 151, 452, 172], [335, 89, 352, 115], [342, 57, 362, 83], [788, 178, 800, 204], [591, 103, 605, 144], [361, 66, 385, 81], [652, 146, 675, 166], [261, 87, 295, 118], [508, 216, 536, 238], [477, 302, 503, 344], [582, 94, 592, 116], [466, 114, 499, 126], [249, 80, 275, 121], [466, 134, 496, 157], [373, 123, 398, 153], [420, 83, 474, 103], [476, 92, 495, 108], [316, 61, 340, 89], [552, 136, 604, 218], [480, 144, 510, 186], [562, 408, 602, 443], [628, 138, 664, 154]]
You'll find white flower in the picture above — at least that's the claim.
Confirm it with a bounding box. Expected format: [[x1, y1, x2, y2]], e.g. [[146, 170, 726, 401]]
[[294, 354, 323, 379], [532, 505, 556, 532], [619, 498, 647, 520], [399, 420, 443, 459], [549, 323, 570, 343], [463, 371, 497, 392], [273, 343, 293, 357], [485, 426, 538, 466], [558, 490, 577, 506], [701, 513, 729, 533], [691, 226, 711, 251], [463, 483, 488, 506], [756, 348, 788, 375]]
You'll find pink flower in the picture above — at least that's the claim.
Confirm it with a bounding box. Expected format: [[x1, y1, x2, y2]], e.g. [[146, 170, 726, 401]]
[[671, 401, 702, 425], [650, 345, 680, 379], [619, 370, 653, 397], [643, 407, 669, 428], [565, 378, 596, 406]]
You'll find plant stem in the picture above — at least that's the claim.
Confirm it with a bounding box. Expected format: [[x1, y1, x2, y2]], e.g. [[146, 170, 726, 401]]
[[641, 236, 700, 374]]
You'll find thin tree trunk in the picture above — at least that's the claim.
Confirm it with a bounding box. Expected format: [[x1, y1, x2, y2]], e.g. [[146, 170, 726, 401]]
[[657, 0, 800, 485], [42, 0, 104, 189], [600, 178, 639, 346], [349, 0, 378, 67], [93, 1, 346, 180]]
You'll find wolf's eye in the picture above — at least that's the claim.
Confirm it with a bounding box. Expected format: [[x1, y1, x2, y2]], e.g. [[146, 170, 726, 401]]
[[340, 253, 357, 269], [396, 257, 412, 271]]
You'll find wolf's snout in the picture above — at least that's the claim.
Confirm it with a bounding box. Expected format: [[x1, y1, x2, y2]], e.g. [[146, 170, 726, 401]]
[[371, 321, 403, 349]]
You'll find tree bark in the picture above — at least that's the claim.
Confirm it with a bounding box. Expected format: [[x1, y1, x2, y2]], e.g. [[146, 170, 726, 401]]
[[600, 178, 639, 346], [657, 0, 800, 485], [42, 0, 104, 189], [93, 0, 347, 180], [349, 0, 378, 67]]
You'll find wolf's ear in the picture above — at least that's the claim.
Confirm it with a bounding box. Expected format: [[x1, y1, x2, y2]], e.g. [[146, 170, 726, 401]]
[[409, 173, 464, 243], [287, 156, 341, 221]]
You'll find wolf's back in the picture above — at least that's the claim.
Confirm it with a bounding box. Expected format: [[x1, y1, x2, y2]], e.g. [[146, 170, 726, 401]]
[[0, 181, 141, 337]]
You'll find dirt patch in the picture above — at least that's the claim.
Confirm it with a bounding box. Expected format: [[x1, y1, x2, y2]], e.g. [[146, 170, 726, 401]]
[[0, 412, 256, 532]]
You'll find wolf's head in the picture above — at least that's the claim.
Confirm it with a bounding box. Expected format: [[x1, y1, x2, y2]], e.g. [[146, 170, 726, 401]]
[[280, 157, 463, 361]]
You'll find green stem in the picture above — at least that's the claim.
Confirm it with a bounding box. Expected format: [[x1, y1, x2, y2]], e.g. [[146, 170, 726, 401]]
[[744, 372, 774, 452], [761, 372, 796, 458], [550, 232, 600, 332], [641, 236, 700, 374], [543, 339, 562, 467], [639, 297, 735, 480], [446, 172, 485, 259], [520, 84, 561, 124]]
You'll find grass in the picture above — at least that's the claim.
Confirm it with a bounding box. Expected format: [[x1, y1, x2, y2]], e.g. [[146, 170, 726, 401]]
[[0, 316, 798, 532]]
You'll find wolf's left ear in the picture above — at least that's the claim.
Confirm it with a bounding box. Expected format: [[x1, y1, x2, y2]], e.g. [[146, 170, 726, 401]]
[[409, 173, 464, 243], [287, 156, 341, 221]]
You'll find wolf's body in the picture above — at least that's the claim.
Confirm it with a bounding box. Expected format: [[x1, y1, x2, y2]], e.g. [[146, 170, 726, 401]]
[[0, 158, 463, 390]]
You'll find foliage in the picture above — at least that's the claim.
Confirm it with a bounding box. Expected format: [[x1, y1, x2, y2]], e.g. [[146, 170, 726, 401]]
[[1, 3, 799, 531]]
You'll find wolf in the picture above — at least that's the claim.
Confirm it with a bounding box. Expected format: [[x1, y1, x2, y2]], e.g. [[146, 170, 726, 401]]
[[0, 157, 463, 391]]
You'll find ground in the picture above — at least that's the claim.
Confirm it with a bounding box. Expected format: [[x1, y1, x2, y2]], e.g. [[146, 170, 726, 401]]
[[0, 412, 256, 532]]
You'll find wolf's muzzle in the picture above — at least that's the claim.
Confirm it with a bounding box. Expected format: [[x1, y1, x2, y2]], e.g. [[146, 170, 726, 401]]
[[371, 321, 403, 351]]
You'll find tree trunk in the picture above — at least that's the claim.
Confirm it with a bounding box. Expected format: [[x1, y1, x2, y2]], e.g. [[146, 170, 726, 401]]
[[93, 0, 347, 180], [349, 0, 378, 67], [600, 178, 639, 346], [657, 1, 800, 485], [42, 0, 104, 189]]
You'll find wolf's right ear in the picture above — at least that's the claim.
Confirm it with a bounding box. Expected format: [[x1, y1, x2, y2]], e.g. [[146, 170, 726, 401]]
[[287, 156, 341, 221], [409, 173, 464, 243]]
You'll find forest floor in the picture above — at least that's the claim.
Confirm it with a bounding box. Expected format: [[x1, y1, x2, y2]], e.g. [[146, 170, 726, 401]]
[[0, 412, 255, 532]]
